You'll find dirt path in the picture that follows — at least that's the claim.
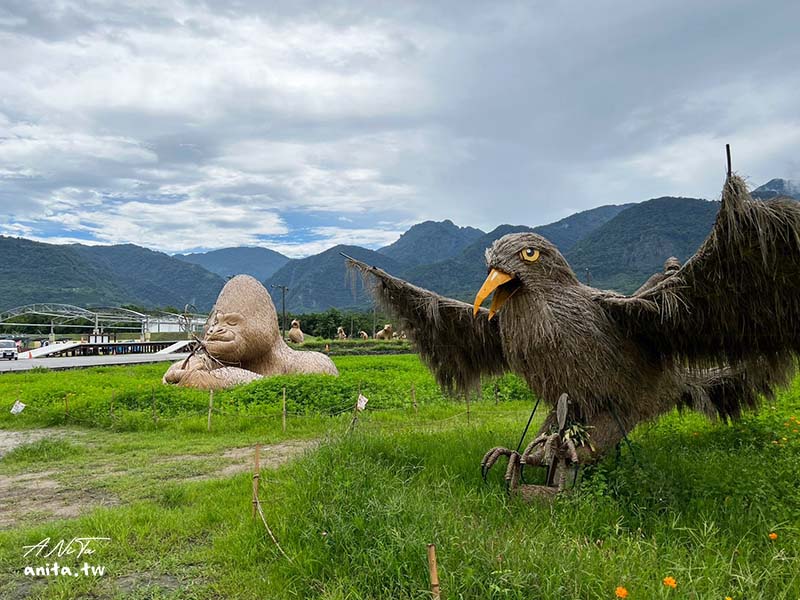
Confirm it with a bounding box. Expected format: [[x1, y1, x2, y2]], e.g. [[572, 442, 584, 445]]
[[0, 429, 315, 529]]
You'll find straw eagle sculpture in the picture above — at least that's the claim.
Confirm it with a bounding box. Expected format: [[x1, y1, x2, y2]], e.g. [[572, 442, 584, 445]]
[[345, 167, 800, 495]]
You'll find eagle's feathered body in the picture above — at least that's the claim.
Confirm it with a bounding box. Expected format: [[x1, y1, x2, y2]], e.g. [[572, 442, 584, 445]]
[[345, 174, 800, 472]]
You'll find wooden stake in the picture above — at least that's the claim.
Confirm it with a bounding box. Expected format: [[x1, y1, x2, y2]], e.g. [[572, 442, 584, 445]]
[[411, 382, 417, 414], [466, 392, 471, 424], [282, 386, 287, 433], [427, 543, 441, 600], [151, 387, 157, 425], [109, 392, 114, 419], [348, 383, 362, 433], [252, 443, 261, 518], [494, 382, 499, 405], [207, 389, 214, 432], [64, 394, 69, 419]]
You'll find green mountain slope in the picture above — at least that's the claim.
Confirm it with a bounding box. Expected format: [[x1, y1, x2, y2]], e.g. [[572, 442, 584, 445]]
[[533, 203, 632, 252], [72, 244, 225, 310], [0, 237, 225, 311], [565, 197, 719, 293], [377, 220, 484, 266], [0, 237, 129, 308], [175, 246, 290, 281], [265, 245, 405, 312]]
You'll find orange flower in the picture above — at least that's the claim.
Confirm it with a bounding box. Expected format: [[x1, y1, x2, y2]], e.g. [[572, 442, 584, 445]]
[[615, 586, 629, 598], [769, 532, 778, 540], [663, 576, 677, 589]]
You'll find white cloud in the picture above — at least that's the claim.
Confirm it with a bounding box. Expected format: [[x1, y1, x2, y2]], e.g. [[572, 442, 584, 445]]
[[32, 192, 288, 253], [264, 226, 403, 258]]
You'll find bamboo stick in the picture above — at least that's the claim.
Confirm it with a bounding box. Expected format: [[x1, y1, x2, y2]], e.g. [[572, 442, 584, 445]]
[[207, 389, 214, 432], [282, 386, 287, 433], [427, 543, 441, 599], [252, 443, 261, 518]]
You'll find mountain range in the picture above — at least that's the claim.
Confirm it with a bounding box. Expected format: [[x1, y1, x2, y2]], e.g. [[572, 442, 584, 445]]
[[0, 239, 224, 310], [1, 179, 797, 313]]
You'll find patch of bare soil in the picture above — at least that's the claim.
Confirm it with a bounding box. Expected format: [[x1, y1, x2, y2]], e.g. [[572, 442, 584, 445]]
[[113, 572, 183, 595], [0, 470, 118, 528], [0, 434, 316, 530], [0, 429, 77, 459], [172, 438, 316, 480], [0, 429, 107, 528]]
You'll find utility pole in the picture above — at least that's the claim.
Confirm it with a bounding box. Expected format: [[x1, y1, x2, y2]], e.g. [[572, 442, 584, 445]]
[[585, 268, 592, 287], [372, 305, 377, 338], [271, 285, 289, 340]]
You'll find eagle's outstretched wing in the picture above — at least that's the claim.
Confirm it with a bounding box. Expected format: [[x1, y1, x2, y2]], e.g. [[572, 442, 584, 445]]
[[597, 174, 800, 371], [344, 256, 508, 393]]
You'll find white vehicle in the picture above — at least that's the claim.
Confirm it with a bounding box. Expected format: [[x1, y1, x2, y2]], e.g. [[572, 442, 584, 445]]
[[0, 340, 18, 360]]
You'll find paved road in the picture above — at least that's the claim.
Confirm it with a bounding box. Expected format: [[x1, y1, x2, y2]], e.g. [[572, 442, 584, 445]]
[[0, 353, 190, 373]]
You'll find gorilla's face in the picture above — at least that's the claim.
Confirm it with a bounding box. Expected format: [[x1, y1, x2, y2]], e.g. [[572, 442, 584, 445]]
[[205, 310, 249, 362], [201, 275, 281, 365]]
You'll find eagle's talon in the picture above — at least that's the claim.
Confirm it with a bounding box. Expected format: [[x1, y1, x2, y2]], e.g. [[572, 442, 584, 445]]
[[504, 451, 521, 491], [480, 446, 516, 483]]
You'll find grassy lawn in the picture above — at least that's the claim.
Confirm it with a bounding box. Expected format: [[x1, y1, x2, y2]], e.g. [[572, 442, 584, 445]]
[[0, 356, 798, 598]]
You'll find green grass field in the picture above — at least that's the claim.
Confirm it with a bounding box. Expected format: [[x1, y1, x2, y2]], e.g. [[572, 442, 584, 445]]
[[0, 356, 798, 598]]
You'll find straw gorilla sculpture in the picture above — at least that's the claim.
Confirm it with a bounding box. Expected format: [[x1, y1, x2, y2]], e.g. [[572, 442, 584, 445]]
[[346, 172, 800, 495], [163, 275, 337, 390]]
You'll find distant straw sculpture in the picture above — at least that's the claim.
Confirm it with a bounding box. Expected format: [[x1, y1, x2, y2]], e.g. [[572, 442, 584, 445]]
[[288, 319, 304, 344], [337, 326, 347, 340], [345, 166, 800, 495], [358, 330, 369, 340], [374, 324, 393, 340], [163, 275, 337, 390]]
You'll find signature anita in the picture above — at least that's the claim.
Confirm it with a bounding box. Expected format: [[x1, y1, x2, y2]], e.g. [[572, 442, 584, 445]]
[[23, 537, 111, 560]]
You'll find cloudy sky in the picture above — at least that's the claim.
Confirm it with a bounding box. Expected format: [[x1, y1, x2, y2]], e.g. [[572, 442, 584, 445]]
[[1, 1, 798, 257]]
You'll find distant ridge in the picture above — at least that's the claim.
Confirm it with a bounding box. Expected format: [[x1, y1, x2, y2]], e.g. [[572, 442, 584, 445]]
[[751, 178, 800, 200], [176, 246, 290, 281], [377, 219, 484, 266], [265, 245, 405, 313]]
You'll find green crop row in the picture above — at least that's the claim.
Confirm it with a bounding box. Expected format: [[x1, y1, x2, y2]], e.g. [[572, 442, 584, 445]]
[[0, 354, 533, 430]]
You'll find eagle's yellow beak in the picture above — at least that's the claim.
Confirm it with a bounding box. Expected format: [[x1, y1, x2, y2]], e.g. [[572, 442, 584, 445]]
[[473, 268, 516, 320]]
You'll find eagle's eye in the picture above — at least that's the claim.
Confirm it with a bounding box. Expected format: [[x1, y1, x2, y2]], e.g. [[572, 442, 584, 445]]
[[519, 248, 540, 263]]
